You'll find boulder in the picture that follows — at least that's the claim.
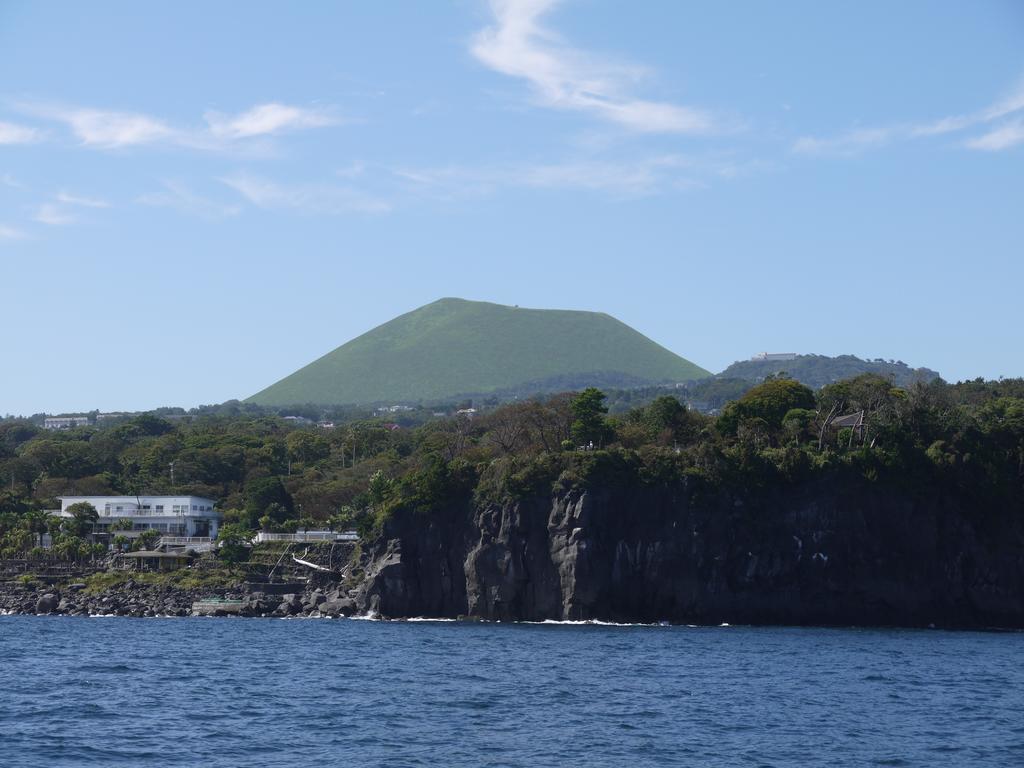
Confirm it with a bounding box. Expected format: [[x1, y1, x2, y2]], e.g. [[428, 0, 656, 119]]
[[318, 598, 356, 617], [303, 593, 327, 611], [35, 593, 60, 614], [274, 594, 302, 616]]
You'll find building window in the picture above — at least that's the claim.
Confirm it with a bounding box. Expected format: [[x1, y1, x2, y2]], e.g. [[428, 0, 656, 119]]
[[155, 505, 164, 513]]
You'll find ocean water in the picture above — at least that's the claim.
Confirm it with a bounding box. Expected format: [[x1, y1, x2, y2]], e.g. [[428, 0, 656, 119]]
[[0, 617, 1021, 767]]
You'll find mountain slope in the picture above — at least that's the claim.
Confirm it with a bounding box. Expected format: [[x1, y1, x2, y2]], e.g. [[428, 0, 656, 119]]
[[246, 298, 710, 406]]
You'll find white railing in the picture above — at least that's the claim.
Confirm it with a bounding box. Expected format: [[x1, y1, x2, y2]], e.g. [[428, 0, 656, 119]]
[[96, 509, 219, 518], [159, 537, 214, 546], [255, 531, 359, 543]]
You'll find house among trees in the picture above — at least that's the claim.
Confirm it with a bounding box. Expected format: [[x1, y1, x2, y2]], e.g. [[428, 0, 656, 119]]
[[43, 415, 90, 430], [51, 495, 222, 538], [116, 549, 196, 572], [829, 410, 867, 439]]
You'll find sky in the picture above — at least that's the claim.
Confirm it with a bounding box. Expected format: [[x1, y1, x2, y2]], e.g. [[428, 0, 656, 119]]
[[1, 0, 1022, 416]]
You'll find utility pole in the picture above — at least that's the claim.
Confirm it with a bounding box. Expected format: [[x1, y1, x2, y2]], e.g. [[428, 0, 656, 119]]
[[169, 461, 175, 485]]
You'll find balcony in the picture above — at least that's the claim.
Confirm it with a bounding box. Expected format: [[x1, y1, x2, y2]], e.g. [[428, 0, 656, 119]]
[[97, 508, 218, 518]]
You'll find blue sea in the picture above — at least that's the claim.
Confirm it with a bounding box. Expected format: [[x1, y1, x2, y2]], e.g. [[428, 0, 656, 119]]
[[0, 617, 1021, 767]]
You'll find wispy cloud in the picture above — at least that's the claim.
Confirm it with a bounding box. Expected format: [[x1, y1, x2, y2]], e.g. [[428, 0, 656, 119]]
[[394, 154, 710, 198], [0, 120, 41, 144], [33, 189, 111, 226], [0, 223, 27, 240], [17, 101, 339, 150], [965, 117, 1024, 151], [471, 0, 715, 134], [792, 128, 892, 156], [44, 107, 175, 148], [34, 202, 76, 226], [793, 77, 1024, 155], [0, 173, 22, 188], [137, 180, 242, 219], [220, 172, 391, 215], [205, 103, 338, 139], [56, 191, 109, 208]]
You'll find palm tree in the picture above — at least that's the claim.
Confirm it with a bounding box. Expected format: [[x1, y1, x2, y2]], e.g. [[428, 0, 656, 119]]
[[22, 509, 50, 549]]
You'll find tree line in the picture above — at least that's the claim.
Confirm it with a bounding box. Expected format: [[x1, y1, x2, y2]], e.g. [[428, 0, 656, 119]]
[[1, 374, 1022, 559]]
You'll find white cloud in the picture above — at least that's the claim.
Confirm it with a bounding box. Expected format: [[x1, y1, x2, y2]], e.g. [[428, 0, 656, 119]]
[[0, 173, 22, 188], [56, 108, 174, 148], [34, 202, 76, 226], [0, 223, 27, 240], [795, 77, 1024, 155], [966, 118, 1024, 151], [471, 0, 715, 134], [137, 180, 242, 219], [0, 120, 40, 144], [205, 103, 337, 139], [220, 173, 390, 215], [395, 154, 705, 197], [31, 190, 110, 227], [792, 128, 892, 156], [56, 191, 109, 208], [17, 101, 338, 150]]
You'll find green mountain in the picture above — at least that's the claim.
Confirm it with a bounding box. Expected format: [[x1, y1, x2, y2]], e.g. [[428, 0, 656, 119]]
[[246, 298, 710, 406], [718, 354, 941, 389]]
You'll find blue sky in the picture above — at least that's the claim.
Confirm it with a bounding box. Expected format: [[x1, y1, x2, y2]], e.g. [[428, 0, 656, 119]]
[[2, 1, 1022, 415]]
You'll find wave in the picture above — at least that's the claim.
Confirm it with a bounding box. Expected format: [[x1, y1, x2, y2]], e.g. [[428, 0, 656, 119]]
[[517, 619, 666, 627]]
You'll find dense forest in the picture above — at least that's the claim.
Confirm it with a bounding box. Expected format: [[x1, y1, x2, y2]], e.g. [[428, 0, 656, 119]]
[[1, 374, 1022, 560]]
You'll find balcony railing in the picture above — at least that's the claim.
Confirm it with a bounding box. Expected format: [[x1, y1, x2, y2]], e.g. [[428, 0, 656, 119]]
[[97, 509, 218, 518], [255, 531, 359, 543]]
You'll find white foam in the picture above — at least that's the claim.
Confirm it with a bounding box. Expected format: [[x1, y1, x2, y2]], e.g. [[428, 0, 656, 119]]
[[348, 611, 380, 621], [518, 619, 662, 627]]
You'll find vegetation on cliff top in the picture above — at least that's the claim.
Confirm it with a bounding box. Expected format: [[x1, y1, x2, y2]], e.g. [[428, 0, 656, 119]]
[[1, 375, 1022, 558]]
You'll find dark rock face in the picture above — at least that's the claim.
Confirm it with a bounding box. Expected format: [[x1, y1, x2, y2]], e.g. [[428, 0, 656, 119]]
[[354, 480, 1024, 628], [3, 478, 1019, 628]]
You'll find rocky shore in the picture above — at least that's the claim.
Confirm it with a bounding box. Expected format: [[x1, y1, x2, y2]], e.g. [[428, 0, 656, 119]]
[[0, 580, 358, 619]]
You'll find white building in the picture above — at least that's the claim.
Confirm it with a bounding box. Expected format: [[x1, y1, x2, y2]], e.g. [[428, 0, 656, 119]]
[[751, 352, 798, 362], [254, 530, 359, 544], [44, 416, 90, 430], [53, 495, 221, 538]]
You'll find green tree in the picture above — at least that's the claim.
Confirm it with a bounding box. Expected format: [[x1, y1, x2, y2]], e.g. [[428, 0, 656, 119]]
[[718, 379, 816, 436], [65, 501, 99, 537], [243, 476, 294, 529], [570, 388, 610, 447], [22, 508, 51, 548], [367, 470, 396, 505], [286, 431, 330, 467], [216, 523, 251, 565]]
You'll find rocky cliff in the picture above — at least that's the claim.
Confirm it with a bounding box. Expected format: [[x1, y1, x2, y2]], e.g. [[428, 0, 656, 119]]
[[354, 478, 1024, 628]]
